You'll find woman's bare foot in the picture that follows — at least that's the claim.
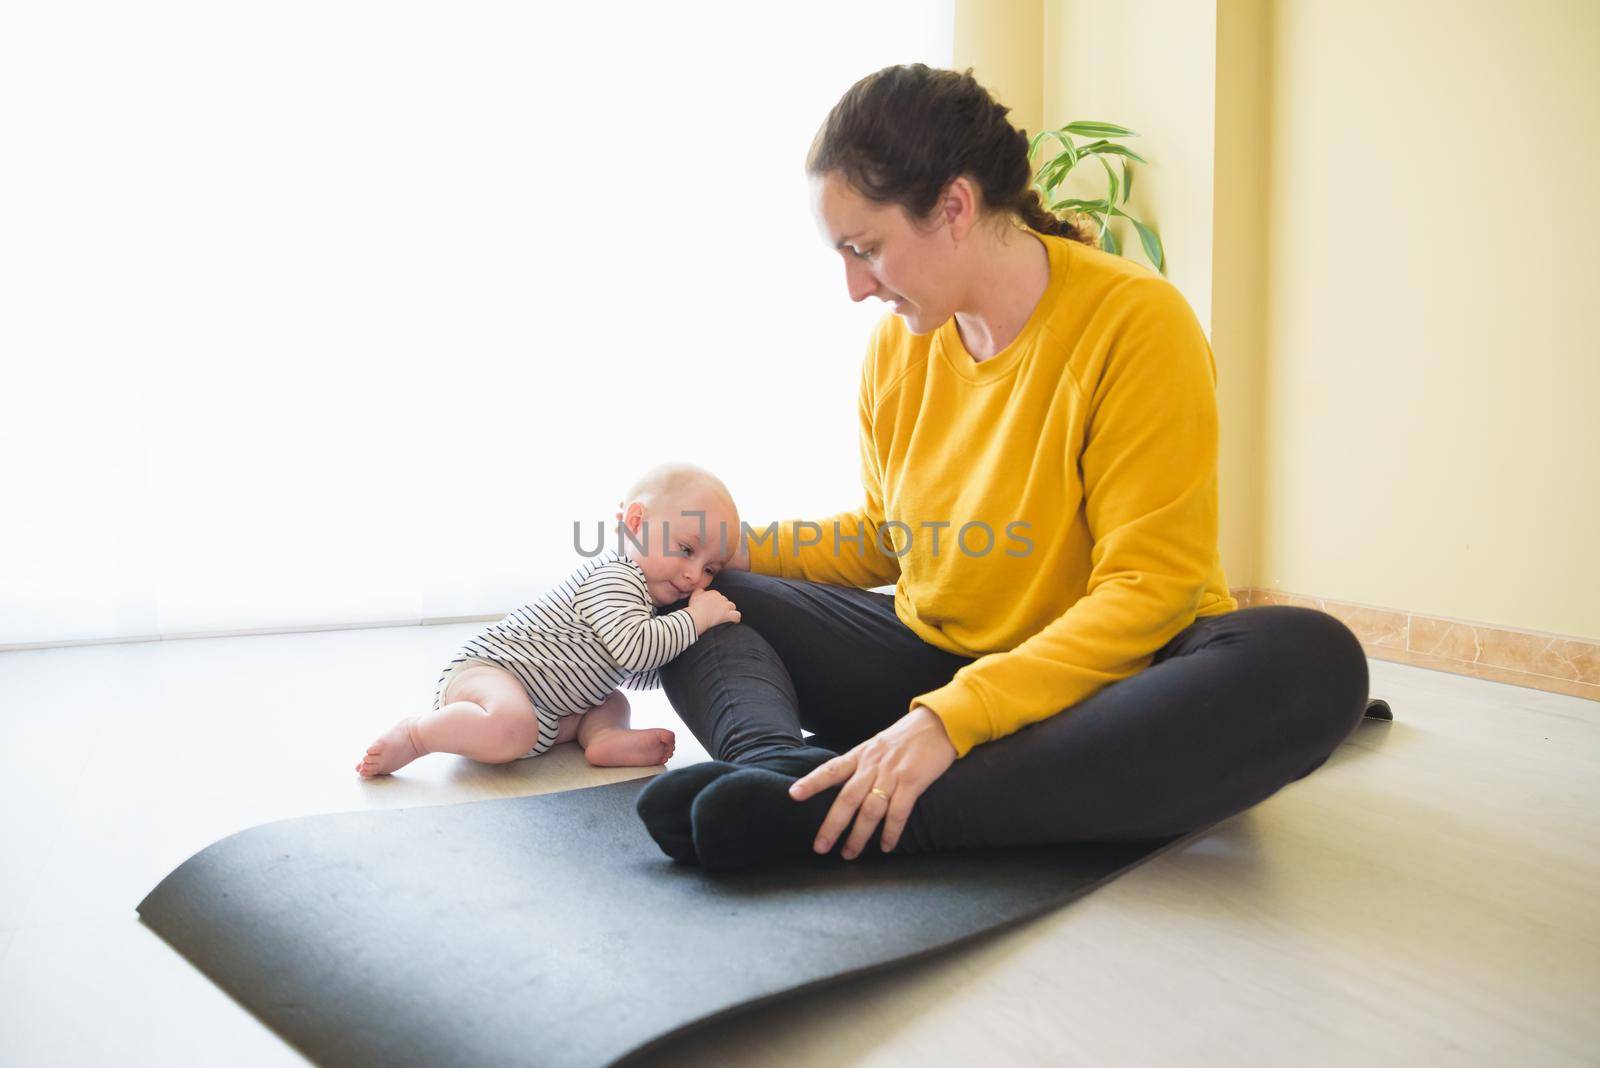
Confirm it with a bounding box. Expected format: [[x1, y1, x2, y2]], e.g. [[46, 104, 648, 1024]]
[[583, 727, 676, 768], [356, 717, 427, 778]]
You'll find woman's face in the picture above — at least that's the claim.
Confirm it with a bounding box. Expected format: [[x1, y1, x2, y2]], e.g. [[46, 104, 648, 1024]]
[[810, 171, 965, 335]]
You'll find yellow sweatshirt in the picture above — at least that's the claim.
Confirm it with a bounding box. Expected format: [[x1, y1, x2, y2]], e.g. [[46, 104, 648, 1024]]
[[748, 232, 1236, 757]]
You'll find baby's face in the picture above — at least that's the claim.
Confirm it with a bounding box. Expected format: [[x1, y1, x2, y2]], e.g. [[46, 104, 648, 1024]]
[[622, 492, 740, 606]]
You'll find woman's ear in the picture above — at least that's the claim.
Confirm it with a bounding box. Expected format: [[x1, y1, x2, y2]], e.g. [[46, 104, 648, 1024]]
[[940, 175, 980, 244]]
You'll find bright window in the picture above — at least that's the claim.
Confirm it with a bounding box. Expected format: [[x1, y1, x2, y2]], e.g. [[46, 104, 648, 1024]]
[[0, 1, 953, 646]]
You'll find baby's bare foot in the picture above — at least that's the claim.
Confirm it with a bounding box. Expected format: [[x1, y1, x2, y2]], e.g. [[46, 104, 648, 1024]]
[[584, 727, 676, 768], [356, 717, 426, 778]]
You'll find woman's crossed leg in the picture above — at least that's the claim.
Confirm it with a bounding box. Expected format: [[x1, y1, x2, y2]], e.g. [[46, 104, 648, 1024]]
[[649, 570, 1369, 865]]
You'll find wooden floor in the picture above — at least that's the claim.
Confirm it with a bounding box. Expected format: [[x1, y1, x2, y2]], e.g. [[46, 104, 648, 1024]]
[[1, 621, 1595, 1066]]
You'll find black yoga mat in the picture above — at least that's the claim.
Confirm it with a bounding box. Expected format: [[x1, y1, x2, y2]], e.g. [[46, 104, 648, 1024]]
[[137, 785, 1179, 1066], [137, 700, 1390, 1068]]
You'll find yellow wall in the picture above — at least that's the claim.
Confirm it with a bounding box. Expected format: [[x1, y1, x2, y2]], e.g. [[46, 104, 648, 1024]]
[[969, 0, 1600, 640], [953, 0, 1044, 144], [1259, 0, 1600, 639], [1212, 0, 1271, 600], [1042, 1, 1217, 330]]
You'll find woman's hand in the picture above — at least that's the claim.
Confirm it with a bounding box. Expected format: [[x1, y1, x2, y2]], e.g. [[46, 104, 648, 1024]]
[[788, 704, 957, 858]]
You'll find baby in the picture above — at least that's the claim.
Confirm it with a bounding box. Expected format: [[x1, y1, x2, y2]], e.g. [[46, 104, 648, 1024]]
[[356, 462, 743, 778]]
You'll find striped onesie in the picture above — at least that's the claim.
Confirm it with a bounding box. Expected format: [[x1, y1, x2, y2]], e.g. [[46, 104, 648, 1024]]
[[430, 549, 698, 757]]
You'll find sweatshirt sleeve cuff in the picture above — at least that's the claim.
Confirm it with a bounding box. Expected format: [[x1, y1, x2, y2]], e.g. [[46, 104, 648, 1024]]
[[913, 678, 994, 759]]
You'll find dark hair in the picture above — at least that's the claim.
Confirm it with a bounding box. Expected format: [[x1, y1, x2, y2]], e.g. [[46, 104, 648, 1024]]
[[806, 64, 1096, 246]]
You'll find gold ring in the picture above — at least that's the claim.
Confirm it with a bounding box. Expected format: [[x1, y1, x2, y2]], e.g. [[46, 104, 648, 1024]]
[[869, 787, 891, 801]]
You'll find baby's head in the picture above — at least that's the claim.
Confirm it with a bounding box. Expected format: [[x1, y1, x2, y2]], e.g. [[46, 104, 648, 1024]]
[[617, 462, 740, 606]]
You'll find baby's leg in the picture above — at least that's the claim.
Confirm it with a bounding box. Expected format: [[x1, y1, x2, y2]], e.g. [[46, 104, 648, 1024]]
[[577, 691, 675, 768], [356, 665, 544, 777]]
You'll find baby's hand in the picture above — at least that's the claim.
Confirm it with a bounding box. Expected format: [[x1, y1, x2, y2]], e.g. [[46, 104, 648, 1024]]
[[688, 589, 741, 634]]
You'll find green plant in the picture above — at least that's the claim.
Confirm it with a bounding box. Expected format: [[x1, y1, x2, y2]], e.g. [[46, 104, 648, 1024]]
[[1028, 120, 1165, 274]]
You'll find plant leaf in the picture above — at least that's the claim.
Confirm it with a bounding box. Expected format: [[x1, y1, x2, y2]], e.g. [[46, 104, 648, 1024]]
[[1086, 142, 1148, 165], [1054, 132, 1079, 168], [1050, 197, 1110, 214], [1130, 217, 1164, 273], [1033, 121, 1160, 267], [1097, 155, 1119, 207], [1108, 207, 1165, 273], [1062, 120, 1138, 138], [1099, 216, 1122, 255], [1033, 152, 1071, 185], [1035, 153, 1078, 196], [1035, 140, 1078, 181]]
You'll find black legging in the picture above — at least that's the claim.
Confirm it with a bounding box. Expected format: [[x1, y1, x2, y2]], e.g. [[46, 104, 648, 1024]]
[[659, 569, 1372, 853]]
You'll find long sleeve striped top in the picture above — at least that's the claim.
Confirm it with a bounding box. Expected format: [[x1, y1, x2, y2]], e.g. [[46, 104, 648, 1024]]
[[431, 550, 698, 736]]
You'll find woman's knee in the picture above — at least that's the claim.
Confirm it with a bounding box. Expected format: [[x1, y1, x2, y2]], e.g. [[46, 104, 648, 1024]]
[[706, 569, 793, 627], [1251, 606, 1370, 752], [708, 569, 768, 595]]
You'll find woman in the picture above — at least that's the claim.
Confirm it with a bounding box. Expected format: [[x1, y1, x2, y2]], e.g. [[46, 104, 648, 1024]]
[[635, 64, 1369, 870]]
